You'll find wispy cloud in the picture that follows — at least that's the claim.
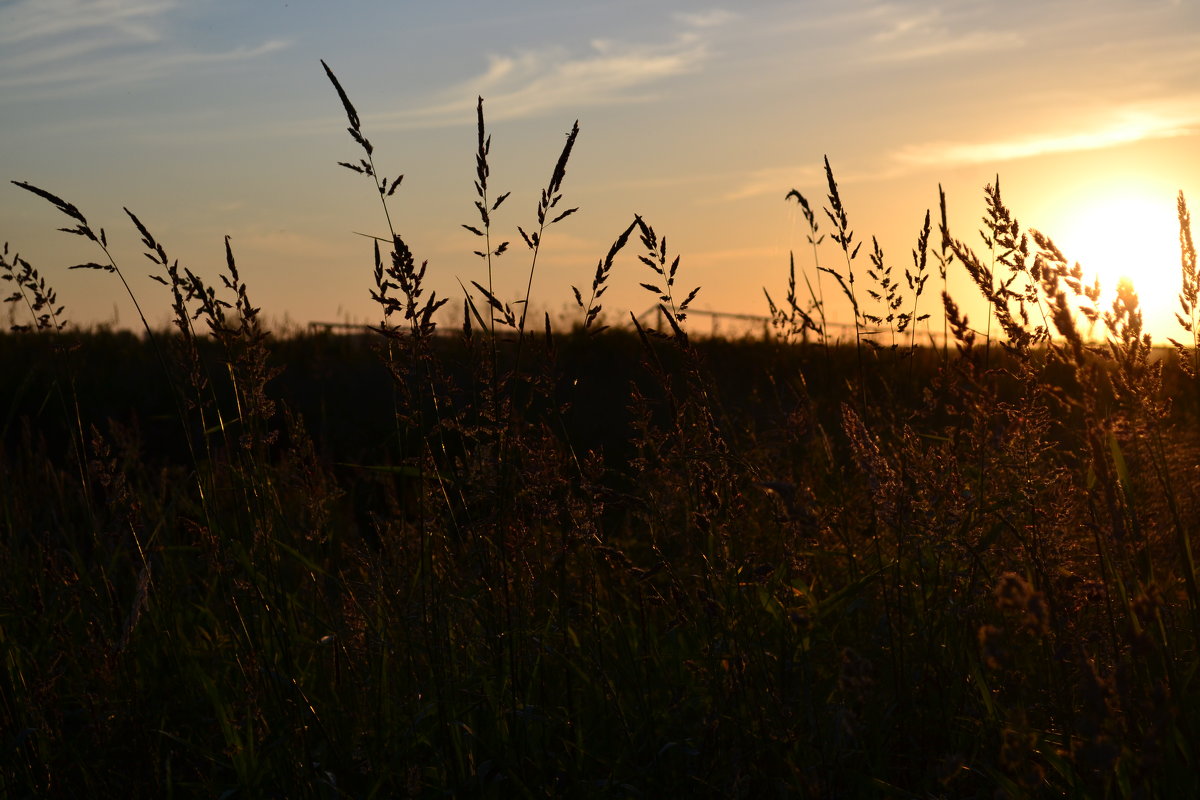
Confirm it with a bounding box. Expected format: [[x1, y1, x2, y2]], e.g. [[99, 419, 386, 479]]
[[0, 0, 172, 46], [863, 4, 1023, 62], [0, 40, 289, 93], [673, 9, 739, 29], [870, 29, 1023, 62], [894, 105, 1199, 167], [684, 244, 784, 268], [725, 165, 824, 202], [367, 13, 729, 130], [0, 0, 287, 99], [228, 227, 349, 262]]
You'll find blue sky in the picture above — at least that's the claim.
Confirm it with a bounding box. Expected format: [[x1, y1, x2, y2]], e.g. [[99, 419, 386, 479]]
[[4, 0, 1200, 338]]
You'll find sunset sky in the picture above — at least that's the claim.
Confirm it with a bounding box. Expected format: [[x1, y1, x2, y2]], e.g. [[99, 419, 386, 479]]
[[4, 0, 1200, 341]]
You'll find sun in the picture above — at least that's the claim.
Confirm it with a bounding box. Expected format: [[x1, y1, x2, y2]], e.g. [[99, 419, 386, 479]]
[[1047, 188, 1183, 340]]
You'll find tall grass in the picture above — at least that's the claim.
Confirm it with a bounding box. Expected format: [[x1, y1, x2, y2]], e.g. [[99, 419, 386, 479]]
[[2, 61, 1200, 798]]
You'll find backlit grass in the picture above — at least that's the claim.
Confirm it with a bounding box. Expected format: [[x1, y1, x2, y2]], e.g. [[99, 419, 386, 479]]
[[3, 63, 1200, 798]]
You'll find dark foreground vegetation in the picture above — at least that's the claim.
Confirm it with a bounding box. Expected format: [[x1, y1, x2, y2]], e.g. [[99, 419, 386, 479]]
[[4, 62, 1200, 798]]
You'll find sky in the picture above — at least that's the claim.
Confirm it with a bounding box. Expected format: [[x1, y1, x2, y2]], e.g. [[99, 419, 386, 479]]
[[4, 0, 1200, 342]]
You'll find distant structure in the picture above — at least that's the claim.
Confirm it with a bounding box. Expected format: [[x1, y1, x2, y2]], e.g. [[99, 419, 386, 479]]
[[641, 307, 771, 339], [633, 306, 868, 341], [307, 321, 374, 334], [307, 310, 950, 344]]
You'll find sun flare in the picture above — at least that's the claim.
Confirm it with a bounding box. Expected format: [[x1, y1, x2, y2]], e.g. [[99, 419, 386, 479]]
[[1048, 188, 1183, 339]]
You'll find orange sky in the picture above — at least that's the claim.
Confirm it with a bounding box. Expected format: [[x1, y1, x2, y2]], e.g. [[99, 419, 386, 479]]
[[4, 1, 1200, 344]]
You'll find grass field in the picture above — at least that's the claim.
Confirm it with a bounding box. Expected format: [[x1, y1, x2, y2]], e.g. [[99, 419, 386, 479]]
[[3, 64, 1200, 798]]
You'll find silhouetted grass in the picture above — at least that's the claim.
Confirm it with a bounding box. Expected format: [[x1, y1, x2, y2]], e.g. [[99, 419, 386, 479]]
[[3, 62, 1200, 798]]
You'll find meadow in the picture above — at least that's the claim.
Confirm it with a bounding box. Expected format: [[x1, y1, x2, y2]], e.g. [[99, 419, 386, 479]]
[[3, 63, 1200, 798]]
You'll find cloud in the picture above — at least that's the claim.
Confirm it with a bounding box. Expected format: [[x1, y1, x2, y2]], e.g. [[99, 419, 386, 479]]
[[0, 0, 172, 46], [0, 40, 289, 92], [894, 105, 1199, 167], [864, 4, 1024, 63], [0, 0, 287, 98], [870, 29, 1023, 62], [673, 9, 739, 29], [725, 165, 825, 202], [684, 244, 784, 268], [228, 227, 349, 262], [367, 18, 719, 130]]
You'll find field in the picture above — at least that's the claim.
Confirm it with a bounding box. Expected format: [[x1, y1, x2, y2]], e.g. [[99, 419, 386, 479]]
[[4, 64, 1200, 798]]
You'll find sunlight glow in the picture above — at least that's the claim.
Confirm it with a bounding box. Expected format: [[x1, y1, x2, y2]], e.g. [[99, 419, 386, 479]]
[[1049, 189, 1182, 340]]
